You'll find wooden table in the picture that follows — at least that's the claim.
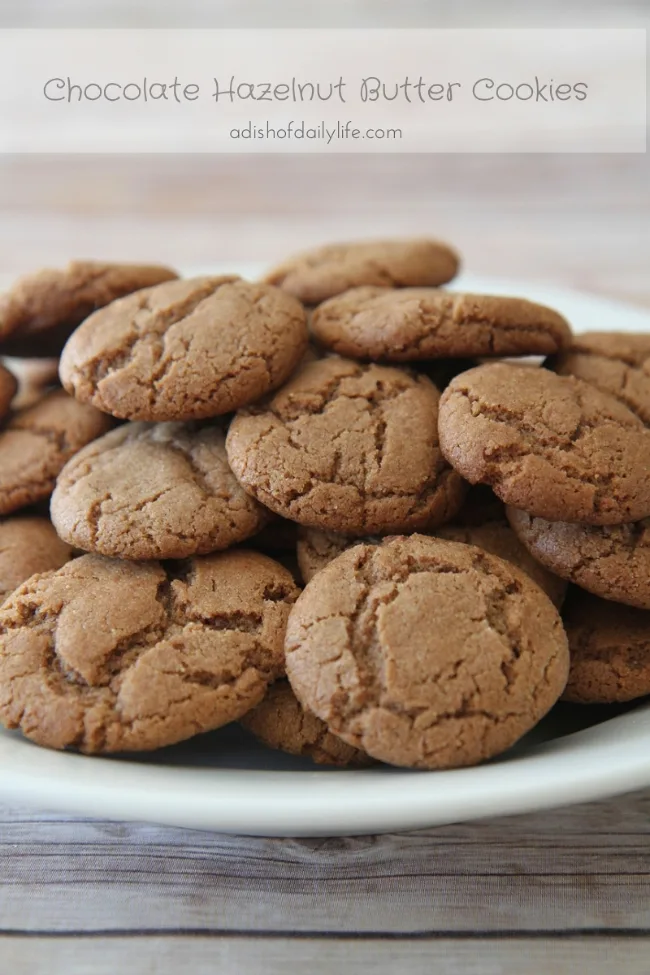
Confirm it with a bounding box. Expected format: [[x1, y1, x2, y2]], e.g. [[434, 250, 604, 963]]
[[1, 153, 649, 973]]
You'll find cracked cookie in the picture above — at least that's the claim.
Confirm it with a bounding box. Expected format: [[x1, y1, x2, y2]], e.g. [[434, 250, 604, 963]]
[[439, 363, 650, 525], [311, 288, 572, 360], [0, 549, 300, 753], [0, 362, 17, 419], [562, 589, 650, 704], [553, 331, 650, 425], [226, 356, 466, 535], [59, 276, 308, 421], [285, 534, 569, 769], [507, 508, 650, 610], [296, 520, 566, 607], [240, 680, 370, 766], [434, 521, 567, 608], [264, 238, 459, 305], [0, 389, 113, 515], [0, 517, 73, 604], [51, 421, 271, 560], [0, 261, 178, 357]]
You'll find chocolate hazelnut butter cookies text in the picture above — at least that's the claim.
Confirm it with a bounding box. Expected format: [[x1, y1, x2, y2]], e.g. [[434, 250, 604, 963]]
[[0, 239, 648, 769]]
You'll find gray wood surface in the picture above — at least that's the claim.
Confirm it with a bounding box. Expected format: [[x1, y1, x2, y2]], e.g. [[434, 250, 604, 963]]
[[2, 792, 650, 973]]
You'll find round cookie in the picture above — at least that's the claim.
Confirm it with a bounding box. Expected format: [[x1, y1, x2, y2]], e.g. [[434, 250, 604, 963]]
[[0, 261, 178, 357], [0, 517, 73, 603], [285, 534, 569, 769], [562, 589, 650, 704], [226, 356, 466, 535], [439, 363, 650, 525], [311, 288, 572, 360], [241, 680, 370, 767], [553, 331, 650, 425], [0, 362, 17, 419], [434, 522, 567, 608], [59, 276, 308, 421], [0, 389, 113, 516], [507, 508, 650, 610], [51, 422, 271, 560], [0, 550, 300, 753], [264, 238, 459, 305]]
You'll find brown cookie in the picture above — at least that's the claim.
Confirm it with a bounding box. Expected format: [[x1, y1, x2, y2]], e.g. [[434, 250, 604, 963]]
[[0, 550, 300, 753], [51, 422, 270, 560], [226, 356, 466, 535], [434, 521, 567, 608], [562, 589, 650, 704], [265, 238, 459, 305], [286, 535, 568, 769], [297, 528, 369, 583], [0, 389, 113, 516], [0, 261, 178, 357], [59, 276, 308, 421], [507, 508, 650, 610], [439, 363, 650, 525], [0, 517, 73, 603], [311, 288, 572, 361], [241, 680, 370, 767], [296, 519, 566, 607], [0, 362, 17, 419], [553, 331, 650, 424]]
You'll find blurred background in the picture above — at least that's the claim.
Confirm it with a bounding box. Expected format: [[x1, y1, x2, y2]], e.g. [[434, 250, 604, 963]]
[[0, 0, 647, 305]]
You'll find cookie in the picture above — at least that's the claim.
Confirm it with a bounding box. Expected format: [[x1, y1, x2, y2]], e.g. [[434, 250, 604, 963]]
[[311, 288, 572, 360], [241, 680, 370, 767], [286, 534, 568, 769], [562, 589, 650, 704], [265, 238, 459, 305], [59, 276, 308, 421], [434, 522, 567, 608], [0, 550, 300, 753], [297, 528, 368, 583], [439, 363, 650, 525], [553, 331, 650, 424], [507, 508, 650, 610], [0, 261, 178, 357], [51, 422, 271, 560], [226, 356, 466, 535], [0, 389, 113, 516], [0, 517, 73, 603], [0, 362, 17, 419], [297, 520, 566, 607]]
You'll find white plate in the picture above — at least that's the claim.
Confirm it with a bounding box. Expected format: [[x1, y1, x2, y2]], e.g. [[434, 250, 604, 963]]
[[2, 268, 650, 837]]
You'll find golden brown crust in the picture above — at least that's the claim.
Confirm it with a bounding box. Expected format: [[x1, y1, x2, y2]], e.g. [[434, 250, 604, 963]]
[[562, 589, 650, 704], [265, 238, 459, 305], [241, 680, 371, 766], [226, 356, 467, 535], [312, 289, 572, 360], [51, 422, 271, 560], [0, 261, 178, 356], [60, 277, 308, 421], [0, 517, 73, 603], [285, 535, 569, 769], [439, 363, 650, 525], [0, 390, 114, 516], [0, 550, 300, 753]]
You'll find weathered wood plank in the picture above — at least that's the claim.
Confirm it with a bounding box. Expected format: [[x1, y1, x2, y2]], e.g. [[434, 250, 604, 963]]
[[2, 935, 650, 975]]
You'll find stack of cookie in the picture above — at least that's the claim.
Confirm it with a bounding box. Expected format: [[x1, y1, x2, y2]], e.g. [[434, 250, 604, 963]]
[[0, 241, 648, 771]]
